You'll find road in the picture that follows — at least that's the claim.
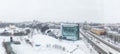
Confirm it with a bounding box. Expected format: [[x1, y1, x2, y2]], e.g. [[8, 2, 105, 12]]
[[80, 29, 120, 54]]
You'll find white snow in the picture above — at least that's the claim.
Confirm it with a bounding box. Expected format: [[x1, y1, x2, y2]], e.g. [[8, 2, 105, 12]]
[[0, 39, 6, 54], [11, 34, 95, 54], [0, 28, 98, 54], [86, 31, 120, 54]]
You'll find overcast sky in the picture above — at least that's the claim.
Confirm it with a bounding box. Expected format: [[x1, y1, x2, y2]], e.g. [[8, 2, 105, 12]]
[[0, 0, 120, 23]]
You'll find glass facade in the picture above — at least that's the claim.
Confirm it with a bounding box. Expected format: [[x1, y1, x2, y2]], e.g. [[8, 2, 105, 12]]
[[61, 23, 79, 41]]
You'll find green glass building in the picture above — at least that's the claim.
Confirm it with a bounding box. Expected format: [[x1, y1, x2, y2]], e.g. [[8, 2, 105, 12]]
[[61, 23, 79, 41]]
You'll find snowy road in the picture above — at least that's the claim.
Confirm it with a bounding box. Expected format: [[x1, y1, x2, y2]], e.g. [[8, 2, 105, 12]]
[[83, 30, 120, 54]]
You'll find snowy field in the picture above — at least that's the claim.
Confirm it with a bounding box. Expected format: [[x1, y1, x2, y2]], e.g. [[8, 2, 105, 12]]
[[0, 28, 98, 54], [10, 33, 98, 54]]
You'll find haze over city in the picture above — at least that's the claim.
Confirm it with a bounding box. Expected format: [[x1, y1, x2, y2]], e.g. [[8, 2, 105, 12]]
[[1, 0, 120, 54], [0, 0, 120, 23]]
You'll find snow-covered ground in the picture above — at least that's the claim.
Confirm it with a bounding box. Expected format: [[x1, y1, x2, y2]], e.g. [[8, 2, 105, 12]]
[[11, 34, 96, 54], [0, 28, 98, 54], [0, 36, 29, 54], [101, 35, 120, 46], [86, 31, 120, 54], [0, 38, 6, 54], [0, 28, 5, 33]]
